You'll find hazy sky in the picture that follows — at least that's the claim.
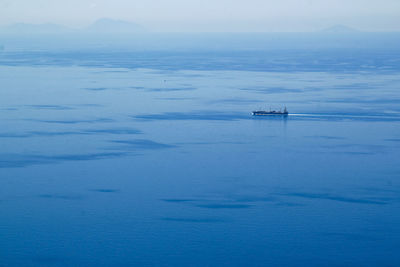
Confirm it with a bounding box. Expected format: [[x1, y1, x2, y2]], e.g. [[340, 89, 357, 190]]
[[0, 0, 399, 31]]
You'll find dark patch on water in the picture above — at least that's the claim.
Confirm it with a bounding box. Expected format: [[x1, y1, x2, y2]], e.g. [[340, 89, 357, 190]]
[[232, 196, 275, 203], [0, 154, 49, 168], [332, 83, 373, 91], [28, 131, 88, 137], [162, 195, 272, 207], [100, 70, 130, 73], [174, 141, 248, 146], [178, 73, 205, 78], [25, 105, 75, 110], [385, 138, 400, 142], [1, 107, 19, 111], [110, 139, 176, 150], [83, 87, 109, 91], [194, 203, 253, 209], [275, 202, 306, 207], [305, 135, 346, 140], [0, 128, 141, 138], [240, 87, 304, 94], [85, 128, 142, 135], [51, 153, 126, 161], [160, 217, 228, 223], [133, 111, 249, 121], [91, 189, 120, 193], [281, 192, 387, 205], [161, 199, 197, 203], [323, 144, 385, 149], [0, 152, 127, 168]]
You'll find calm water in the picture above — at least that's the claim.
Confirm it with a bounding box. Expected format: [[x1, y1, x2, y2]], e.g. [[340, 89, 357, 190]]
[[1, 41, 400, 266]]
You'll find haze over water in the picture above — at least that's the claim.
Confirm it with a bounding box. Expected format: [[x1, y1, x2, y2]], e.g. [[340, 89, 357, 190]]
[[1, 33, 400, 266]]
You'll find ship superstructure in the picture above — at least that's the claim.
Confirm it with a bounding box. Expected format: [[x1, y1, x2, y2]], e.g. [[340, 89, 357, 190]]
[[252, 107, 288, 116]]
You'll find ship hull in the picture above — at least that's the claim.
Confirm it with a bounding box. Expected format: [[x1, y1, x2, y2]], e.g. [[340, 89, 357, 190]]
[[252, 112, 288, 116]]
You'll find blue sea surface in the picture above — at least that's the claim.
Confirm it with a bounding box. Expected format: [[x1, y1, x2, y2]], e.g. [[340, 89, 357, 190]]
[[0, 36, 400, 266]]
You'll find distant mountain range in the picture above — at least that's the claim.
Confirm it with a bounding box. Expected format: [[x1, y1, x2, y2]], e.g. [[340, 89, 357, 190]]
[[0, 18, 145, 35]]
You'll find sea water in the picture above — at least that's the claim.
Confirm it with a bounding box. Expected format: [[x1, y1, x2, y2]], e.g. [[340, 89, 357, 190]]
[[0, 34, 400, 266]]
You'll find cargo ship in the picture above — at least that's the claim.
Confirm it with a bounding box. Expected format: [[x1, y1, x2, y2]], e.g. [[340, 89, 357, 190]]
[[252, 107, 288, 116]]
